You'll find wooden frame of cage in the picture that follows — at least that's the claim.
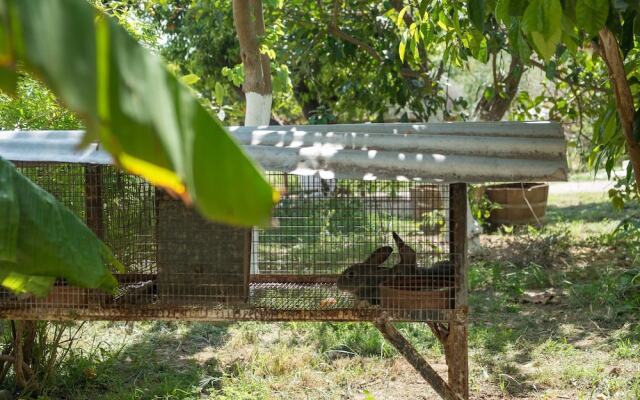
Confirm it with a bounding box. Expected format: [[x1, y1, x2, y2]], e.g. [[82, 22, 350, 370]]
[[0, 161, 469, 400]]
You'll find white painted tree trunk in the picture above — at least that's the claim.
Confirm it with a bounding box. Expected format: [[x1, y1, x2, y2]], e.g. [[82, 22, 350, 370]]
[[244, 92, 272, 126]]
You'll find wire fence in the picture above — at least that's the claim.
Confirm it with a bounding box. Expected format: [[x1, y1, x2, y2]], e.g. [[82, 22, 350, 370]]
[[0, 163, 461, 322]]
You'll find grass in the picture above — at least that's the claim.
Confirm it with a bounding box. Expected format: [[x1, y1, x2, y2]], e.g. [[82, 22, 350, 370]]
[[3, 190, 640, 399]]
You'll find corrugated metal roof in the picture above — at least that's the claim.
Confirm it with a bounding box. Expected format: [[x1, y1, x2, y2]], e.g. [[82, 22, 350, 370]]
[[0, 122, 568, 182]]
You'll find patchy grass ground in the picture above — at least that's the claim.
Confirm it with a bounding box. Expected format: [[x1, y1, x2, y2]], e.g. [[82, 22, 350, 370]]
[[3, 190, 640, 399]]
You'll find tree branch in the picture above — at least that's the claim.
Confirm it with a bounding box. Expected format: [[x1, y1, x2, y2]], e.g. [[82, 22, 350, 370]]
[[529, 58, 607, 94], [326, 0, 429, 81], [475, 56, 525, 121], [328, 0, 382, 62]]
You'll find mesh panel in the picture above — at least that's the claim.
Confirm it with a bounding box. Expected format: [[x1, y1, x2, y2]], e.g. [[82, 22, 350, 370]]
[[0, 163, 462, 322]]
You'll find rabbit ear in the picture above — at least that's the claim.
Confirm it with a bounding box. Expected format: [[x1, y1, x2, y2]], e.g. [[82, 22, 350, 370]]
[[392, 232, 416, 266], [363, 246, 393, 266]]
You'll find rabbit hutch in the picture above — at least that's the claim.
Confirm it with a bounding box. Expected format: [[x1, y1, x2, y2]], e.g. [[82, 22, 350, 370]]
[[0, 122, 567, 399]]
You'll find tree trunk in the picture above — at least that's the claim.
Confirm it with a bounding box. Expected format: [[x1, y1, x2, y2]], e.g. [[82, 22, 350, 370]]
[[232, 0, 272, 276], [598, 28, 640, 191], [232, 0, 272, 126], [474, 56, 524, 122]]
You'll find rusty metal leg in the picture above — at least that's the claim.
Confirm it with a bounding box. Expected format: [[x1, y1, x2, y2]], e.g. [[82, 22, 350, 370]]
[[374, 315, 462, 400]]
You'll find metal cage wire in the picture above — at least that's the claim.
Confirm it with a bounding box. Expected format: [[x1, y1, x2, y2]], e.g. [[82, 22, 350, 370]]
[[0, 162, 464, 322]]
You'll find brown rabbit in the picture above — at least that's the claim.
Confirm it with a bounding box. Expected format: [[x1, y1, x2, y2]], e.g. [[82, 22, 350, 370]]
[[337, 232, 418, 305], [336, 246, 393, 305]]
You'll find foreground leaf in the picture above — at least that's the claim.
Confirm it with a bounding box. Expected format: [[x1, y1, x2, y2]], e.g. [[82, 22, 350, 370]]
[[0, 158, 118, 295], [0, 270, 54, 297], [575, 0, 609, 37], [0, 155, 17, 263], [0, 0, 276, 226]]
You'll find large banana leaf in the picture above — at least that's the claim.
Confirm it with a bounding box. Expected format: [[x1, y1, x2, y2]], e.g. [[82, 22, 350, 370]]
[[0, 157, 118, 295], [0, 0, 276, 227]]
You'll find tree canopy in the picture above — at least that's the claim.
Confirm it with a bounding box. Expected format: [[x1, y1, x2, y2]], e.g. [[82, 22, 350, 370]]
[[120, 0, 640, 205]]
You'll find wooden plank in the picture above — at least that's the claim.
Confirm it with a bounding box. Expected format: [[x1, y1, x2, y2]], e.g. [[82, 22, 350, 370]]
[[0, 306, 454, 322], [449, 183, 468, 309], [374, 316, 463, 400], [447, 183, 469, 399], [250, 274, 338, 284], [84, 165, 104, 238]]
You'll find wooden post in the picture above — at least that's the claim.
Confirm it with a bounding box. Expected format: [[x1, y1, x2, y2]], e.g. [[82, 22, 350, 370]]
[[84, 165, 104, 238], [446, 183, 469, 399], [373, 183, 469, 400], [374, 316, 462, 400]]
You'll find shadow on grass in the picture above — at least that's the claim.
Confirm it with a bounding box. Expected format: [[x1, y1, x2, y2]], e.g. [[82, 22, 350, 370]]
[[545, 200, 635, 225], [467, 235, 640, 398], [468, 285, 638, 397], [45, 321, 230, 400]]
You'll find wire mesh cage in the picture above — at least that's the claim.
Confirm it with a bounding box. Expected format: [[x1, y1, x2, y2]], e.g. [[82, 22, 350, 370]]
[[0, 161, 464, 322]]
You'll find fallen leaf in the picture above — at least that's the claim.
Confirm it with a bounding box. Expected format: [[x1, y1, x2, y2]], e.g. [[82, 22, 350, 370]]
[[520, 290, 556, 305]]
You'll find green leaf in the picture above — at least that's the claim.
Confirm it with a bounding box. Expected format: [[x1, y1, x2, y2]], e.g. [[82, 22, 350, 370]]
[[410, 37, 419, 62], [468, 30, 489, 62], [0, 270, 54, 297], [0, 159, 18, 263], [418, 0, 429, 19], [621, 10, 636, 58], [603, 110, 618, 142], [0, 2, 15, 96], [608, 188, 625, 210], [214, 82, 226, 104], [469, 0, 487, 31], [0, 0, 276, 226], [611, 196, 624, 210], [508, 0, 529, 17], [0, 68, 16, 95], [179, 73, 200, 86], [522, 0, 562, 60], [633, 107, 640, 144], [496, 0, 511, 24], [511, 24, 532, 61], [575, 0, 609, 36], [529, 31, 559, 60], [397, 6, 409, 28], [399, 39, 407, 62], [0, 158, 118, 294], [561, 14, 580, 54]]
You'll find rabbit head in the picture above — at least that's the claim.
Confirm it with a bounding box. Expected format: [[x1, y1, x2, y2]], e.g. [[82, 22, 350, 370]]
[[336, 246, 393, 294]]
